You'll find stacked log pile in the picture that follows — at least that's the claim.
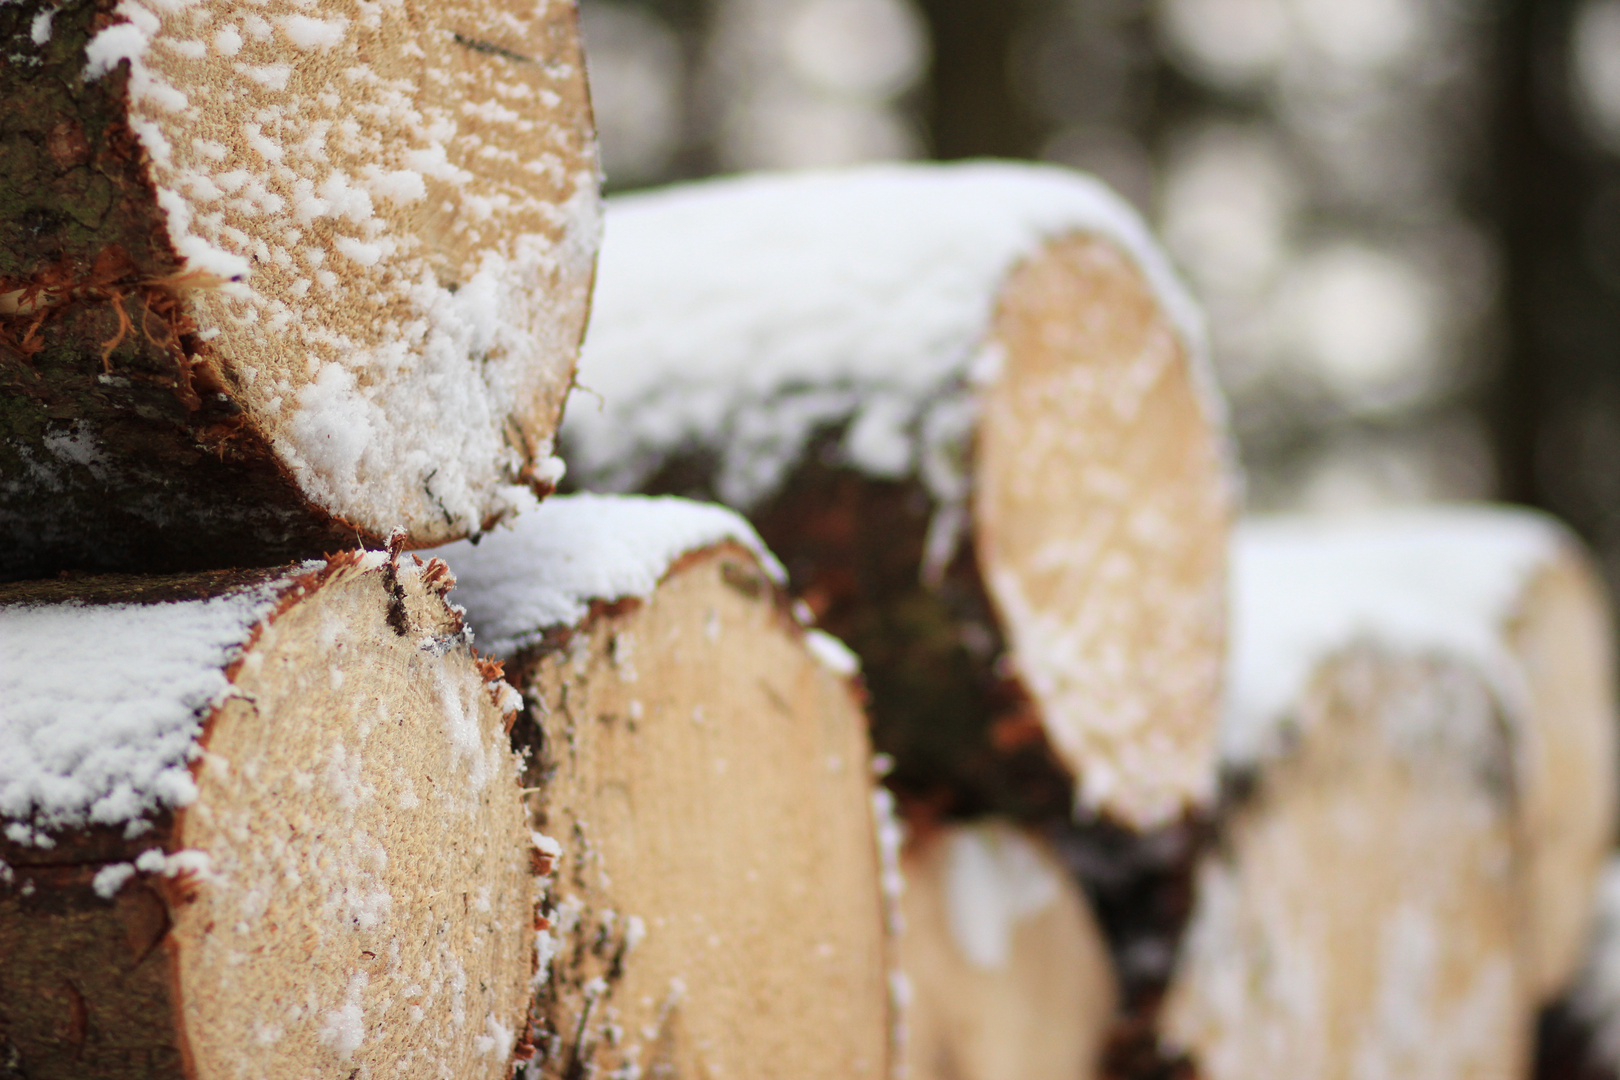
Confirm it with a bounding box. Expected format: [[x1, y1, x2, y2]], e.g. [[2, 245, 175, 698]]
[[4, 7, 1620, 1075], [1165, 508, 1618, 1080], [562, 163, 1236, 1075]]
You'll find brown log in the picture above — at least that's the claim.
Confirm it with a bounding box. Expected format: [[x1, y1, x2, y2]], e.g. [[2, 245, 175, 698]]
[[564, 164, 1233, 836], [437, 494, 896, 1079], [0, 0, 598, 580], [1165, 507, 1619, 1080], [0, 551, 536, 1080], [899, 820, 1116, 1080]]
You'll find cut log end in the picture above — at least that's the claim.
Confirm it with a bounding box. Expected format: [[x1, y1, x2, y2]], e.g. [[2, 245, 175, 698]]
[[977, 232, 1229, 830], [1165, 647, 1534, 1080], [899, 821, 1117, 1080], [0, 0, 598, 577], [500, 545, 894, 1080], [1512, 548, 1620, 999], [0, 554, 536, 1080]]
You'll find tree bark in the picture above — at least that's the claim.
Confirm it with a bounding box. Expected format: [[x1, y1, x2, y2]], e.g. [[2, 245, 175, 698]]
[[0, 551, 536, 1080]]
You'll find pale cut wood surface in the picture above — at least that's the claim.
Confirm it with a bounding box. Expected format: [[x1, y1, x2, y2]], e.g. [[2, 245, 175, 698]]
[[1164, 647, 1534, 1080], [506, 544, 895, 1080], [900, 821, 1116, 1080]]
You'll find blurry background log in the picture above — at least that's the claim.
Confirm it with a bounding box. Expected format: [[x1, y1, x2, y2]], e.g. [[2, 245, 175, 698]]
[[0, 552, 535, 1080], [1165, 507, 1619, 1080], [900, 820, 1116, 1080], [1544, 860, 1620, 1080], [0, 0, 598, 580], [439, 494, 895, 1080], [563, 162, 1233, 836]]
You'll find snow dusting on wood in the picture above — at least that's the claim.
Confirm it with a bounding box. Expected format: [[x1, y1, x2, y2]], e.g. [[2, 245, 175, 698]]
[[1226, 505, 1571, 767], [72, 0, 598, 540], [0, 576, 290, 838], [435, 493, 784, 655], [564, 161, 1222, 508]]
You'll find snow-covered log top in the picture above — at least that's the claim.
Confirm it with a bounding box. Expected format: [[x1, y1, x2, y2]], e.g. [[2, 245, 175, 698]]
[[0, 571, 301, 838], [1226, 505, 1572, 767], [564, 162, 1219, 507], [436, 493, 784, 656]]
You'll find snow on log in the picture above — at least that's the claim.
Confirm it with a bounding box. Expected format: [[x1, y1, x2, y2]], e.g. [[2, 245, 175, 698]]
[[437, 494, 896, 1079], [0, 551, 536, 1080], [0, 0, 598, 580], [899, 821, 1116, 1080], [1163, 506, 1619, 1080], [563, 162, 1234, 833]]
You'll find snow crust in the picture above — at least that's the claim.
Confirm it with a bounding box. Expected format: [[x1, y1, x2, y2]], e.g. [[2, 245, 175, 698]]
[[943, 823, 1062, 971], [0, 579, 288, 837], [435, 494, 784, 656], [1226, 505, 1569, 767], [564, 162, 1217, 509]]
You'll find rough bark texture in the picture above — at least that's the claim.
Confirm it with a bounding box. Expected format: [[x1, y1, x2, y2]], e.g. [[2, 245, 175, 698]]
[[500, 544, 894, 1080], [0, 0, 597, 579], [0, 554, 537, 1080]]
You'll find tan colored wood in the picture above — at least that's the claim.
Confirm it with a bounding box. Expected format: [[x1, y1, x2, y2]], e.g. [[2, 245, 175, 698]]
[[0, 0, 597, 577], [504, 544, 894, 1080], [0, 554, 536, 1080], [1508, 550, 1620, 1000], [1163, 647, 1535, 1080], [975, 233, 1229, 828], [899, 821, 1116, 1080]]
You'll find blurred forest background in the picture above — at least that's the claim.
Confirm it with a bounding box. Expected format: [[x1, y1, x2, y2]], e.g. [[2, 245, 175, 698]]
[[574, 0, 1620, 590]]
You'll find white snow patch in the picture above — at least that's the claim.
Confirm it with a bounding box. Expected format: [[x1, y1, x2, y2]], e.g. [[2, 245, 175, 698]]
[[434, 494, 783, 655], [92, 862, 137, 899], [565, 162, 1222, 510], [805, 629, 861, 677], [0, 579, 287, 835], [943, 822, 1062, 971], [318, 972, 368, 1059], [31, 6, 57, 45], [1225, 505, 1569, 767]]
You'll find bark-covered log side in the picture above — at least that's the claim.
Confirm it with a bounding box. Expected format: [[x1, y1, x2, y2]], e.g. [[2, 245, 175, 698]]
[[0, 865, 183, 1080], [0, 2, 362, 581]]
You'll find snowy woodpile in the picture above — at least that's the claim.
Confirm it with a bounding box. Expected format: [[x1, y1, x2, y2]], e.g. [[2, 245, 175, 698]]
[[437, 495, 895, 1079], [1164, 508, 1619, 1080], [565, 161, 1234, 833], [0, 0, 598, 580], [0, 553, 537, 1079], [3, 12, 1619, 1073]]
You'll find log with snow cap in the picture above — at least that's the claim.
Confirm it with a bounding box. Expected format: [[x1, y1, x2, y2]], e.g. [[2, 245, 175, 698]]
[[436, 493, 895, 1080], [899, 820, 1116, 1080], [0, 550, 537, 1080], [562, 162, 1234, 834], [1163, 506, 1619, 1080], [0, 0, 597, 580]]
